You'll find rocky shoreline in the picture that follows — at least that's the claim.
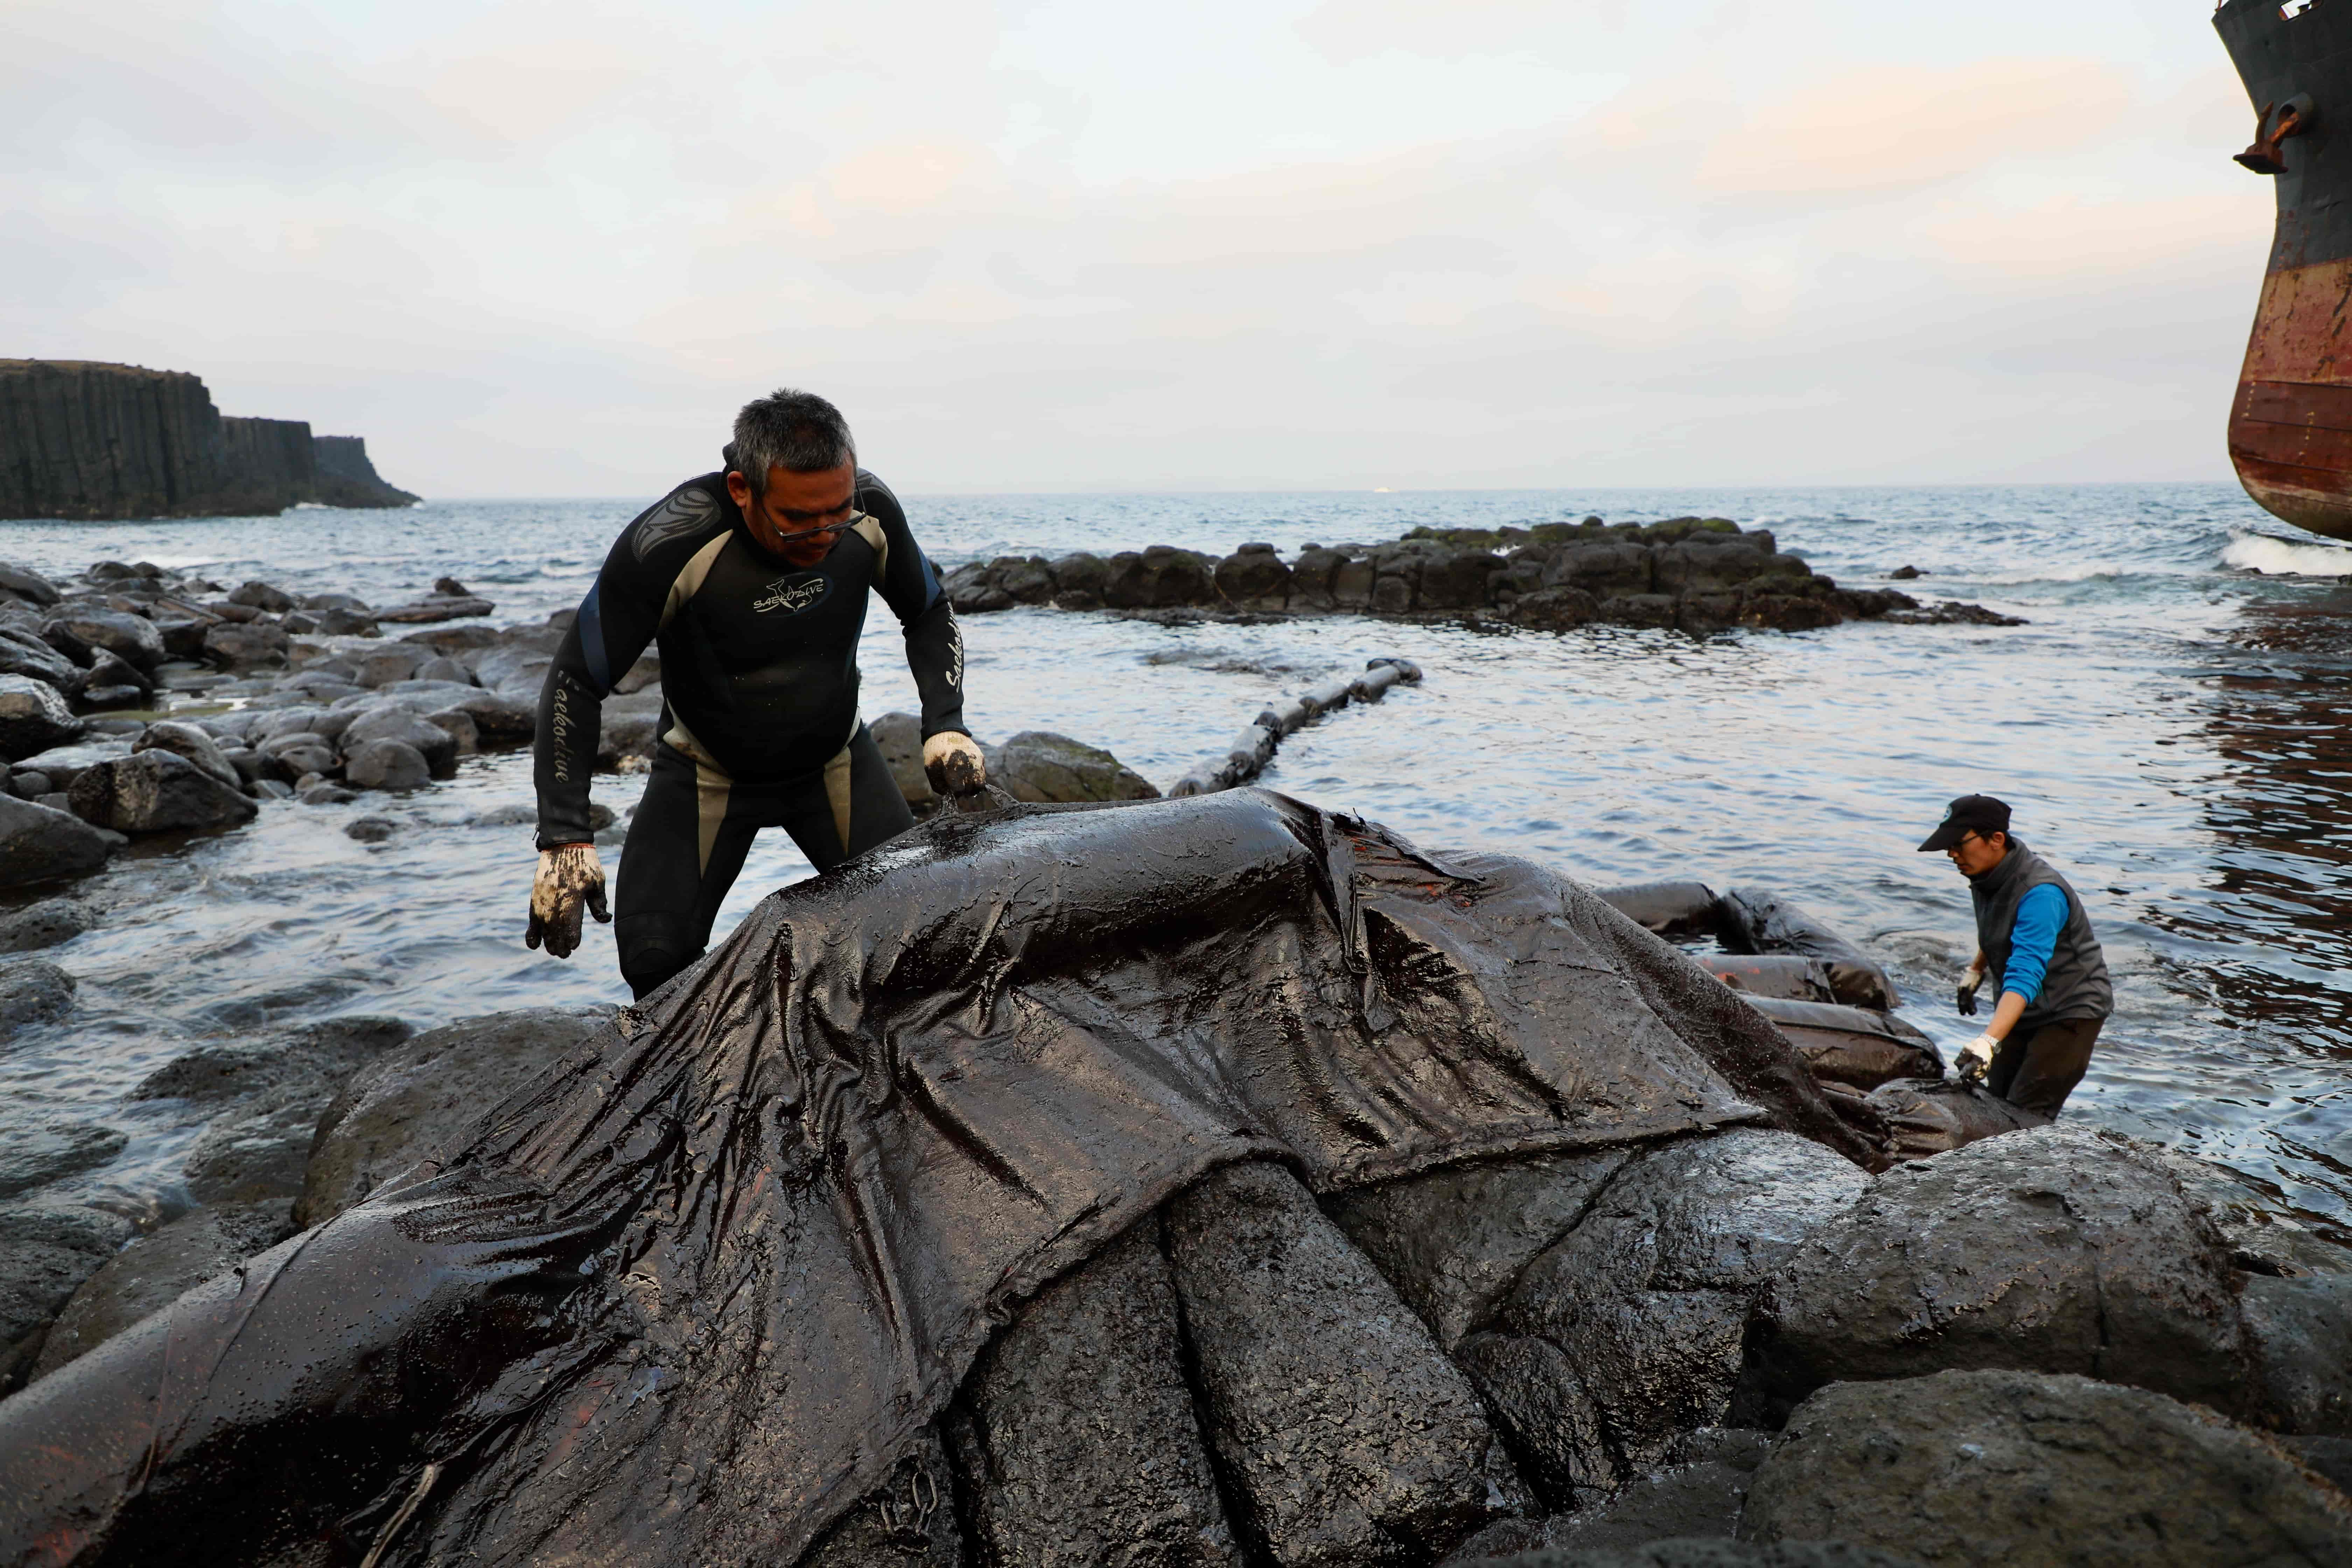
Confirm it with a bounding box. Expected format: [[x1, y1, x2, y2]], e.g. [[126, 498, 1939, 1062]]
[[941, 516, 2025, 636]]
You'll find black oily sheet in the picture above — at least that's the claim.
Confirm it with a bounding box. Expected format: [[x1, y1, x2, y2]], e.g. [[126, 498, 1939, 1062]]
[[0, 790, 1867, 1568]]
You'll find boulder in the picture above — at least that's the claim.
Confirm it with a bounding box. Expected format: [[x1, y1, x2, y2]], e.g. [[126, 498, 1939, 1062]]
[[354, 643, 431, 687], [869, 712, 937, 810], [2243, 1273, 2352, 1436], [1214, 543, 1294, 611], [1444, 1429, 1778, 1565], [1458, 1540, 1917, 1568], [987, 730, 1160, 804], [1049, 551, 1109, 609], [0, 672, 82, 760], [1104, 546, 1216, 610], [1511, 587, 1602, 631], [0, 956, 77, 1041], [346, 814, 396, 842], [1420, 547, 1502, 611], [0, 1204, 134, 1394], [82, 647, 154, 698], [0, 1115, 123, 1198], [202, 619, 290, 671], [1544, 543, 1653, 598], [27, 1199, 295, 1380], [0, 561, 64, 607], [227, 580, 295, 611], [41, 610, 164, 671], [0, 626, 82, 687], [344, 737, 432, 791], [374, 593, 493, 623], [132, 719, 242, 789], [1166, 1160, 1531, 1565], [256, 732, 339, 782], [296, 1008, 609, 1226], [944, 1222, 1242, 1568], [1740, 1370, 2352, 1568], [67, 749, 259, 832], [0, 898, 93, 954], [1459, 1130, 1866, 1508], [252, 704, 358, 743], [0, 792, 114, 885], [1747, 1127, 2252, 1421], [340, 707, 459, 779]]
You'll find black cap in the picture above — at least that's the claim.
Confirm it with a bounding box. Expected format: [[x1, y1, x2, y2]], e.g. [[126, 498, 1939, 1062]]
[[1917, 794, 2010, 852]]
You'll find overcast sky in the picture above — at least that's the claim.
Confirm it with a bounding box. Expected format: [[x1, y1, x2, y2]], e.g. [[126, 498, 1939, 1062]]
[[4, 0, 2271, 496]]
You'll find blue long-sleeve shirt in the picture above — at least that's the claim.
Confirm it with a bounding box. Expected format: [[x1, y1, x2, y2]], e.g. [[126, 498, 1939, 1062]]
[[2002, 883, 2067, 1006]]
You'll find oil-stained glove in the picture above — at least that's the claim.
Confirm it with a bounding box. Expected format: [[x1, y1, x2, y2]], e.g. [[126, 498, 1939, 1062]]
[[1957, 971, 1983, 1017], [923, 731, 987, 796], [1955, 1030, 2000, 1084], [525, 842, 610, 959]]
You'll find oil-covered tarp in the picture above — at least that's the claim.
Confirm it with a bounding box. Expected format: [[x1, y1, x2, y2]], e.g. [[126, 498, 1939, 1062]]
[[0, 790, 1871, 1568]]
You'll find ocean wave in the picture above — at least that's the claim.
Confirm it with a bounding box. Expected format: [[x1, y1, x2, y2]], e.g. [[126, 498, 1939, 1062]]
[[2221, 530, 2352, 577]]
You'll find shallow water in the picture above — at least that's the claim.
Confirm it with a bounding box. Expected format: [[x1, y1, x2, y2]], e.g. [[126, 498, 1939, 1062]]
[[4, 482, 2350, 1233]]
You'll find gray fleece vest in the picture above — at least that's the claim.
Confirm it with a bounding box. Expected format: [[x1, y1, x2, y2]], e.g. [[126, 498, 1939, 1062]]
[[1969, 837, 2113, 1033]]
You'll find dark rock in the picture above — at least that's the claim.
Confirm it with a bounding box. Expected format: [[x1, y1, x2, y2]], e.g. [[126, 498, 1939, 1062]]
[[869, 712, 938, 811], [28, 1199, 296, 1379], [252, 705, 357, 743], [0, 956, 77, 1041], [227, 580, 295, 612], [297, 1008, 607, 1226], [992, 555, 1056, 604], [287, 604, 378, 636], [76, 680, 147, 711], [0, 627, 81, 687], [1446, 1429, 1778, 1564], [202, 618, 289, 671], [0, 1116, 123, 1198], [1331, 553, 1376, 610], [1880, 602, 2024, 628], [1371, 547, 1421, 613], [298, 782, 359, 805], [1215, 543, 1294, 611], [82, 647, 154, 699], [0, 673, 82, 760], [797, 1425, 966, 1568], [1600, 594, 1679, 630], [374, 593, 494, 623], [354, 643, 430, 687], [2243, 1273, 2352, 1436], [2288, 1435, 2352, 1498], [1326, 1147, 1636, 1350], [1166, 1160, 1531, 1564], [945, 1222, 1241, 1568], [1741, 1370, 2352, 1568], [1734, 594, 1841, 633], [1512, 587, 1603, 631], [257, 732, 339, 782], [1857, 1078, 2045, 1160], [132, 718, 240, 788], [987, 730, 1160, 804], [0, 562, 64, 607], [41, 609, 164, 671], [1545, 543, 1653, 598], [149, 612, 216, 658], [1461, 1130, 1865, 1508], [1421, 547, 1502, 611], [68, 748, 259, 832], [1889, 565, 1922, 580], [432, 576, 469, 597], [346, 815, 397, 842], [341, 707, 458, 779], [344, 737, 432, 791], [1289, 547, 1346, 609], [299, 591, 371, 615], [596, 690, 664, 766], [415, 656, 470, 687], [0, 1204, 134, 1394], [0, 898, 91, 953], [4, 769, 49, 799], [132, 1016, 414, 1106], [1748, 1127, 2252, 1421], [1045, 551, 1109, 610], [0, 793, 114, 884], [1455, 1540, 1916, 1568], [1104, 546, 1216, 610]]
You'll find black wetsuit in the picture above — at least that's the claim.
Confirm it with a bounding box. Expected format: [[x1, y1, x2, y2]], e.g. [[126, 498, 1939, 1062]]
[[534, 468, 966, 996]]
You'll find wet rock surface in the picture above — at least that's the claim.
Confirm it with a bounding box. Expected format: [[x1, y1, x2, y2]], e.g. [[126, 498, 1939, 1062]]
[[1446, 1430, 1777, 1564], [1461, 1131, 1865, 1507], [0, 898, 92, 954], [1747, 1126, 2252, 1421], [1166, 1160, 1531, 1566], [0, 956, 76, 1040], [28, 1199, 296, 1379], [1463, 1546, 1920, 1568], [945, 1221, 1240, 1568], [939, 518, 2011, 638], [67, 747, 258, 833], [1741, 1370, 2352, 1568], [2242, 1272, 2352, 1437], [798, 1426, 966, 1568], [0, 1116, 122, 1199], [0, 792, 113, 885], [297, 1007, 608, 1226], [0, 1205, 134, 1394]]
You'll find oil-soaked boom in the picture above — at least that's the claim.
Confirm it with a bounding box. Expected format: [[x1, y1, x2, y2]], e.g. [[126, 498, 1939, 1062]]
[[2217, 0, 2352, 540]]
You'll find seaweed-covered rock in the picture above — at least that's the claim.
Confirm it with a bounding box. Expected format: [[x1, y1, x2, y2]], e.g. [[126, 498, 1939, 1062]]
[[1746, 1127, 2251, 1420], [0, 1204, 134, 1394], [945, 1222, 1239, 1568], [28, 1200, 296, 1379], [1741, 1370, 2352, 1568], [0, 792, 114, 885], [1166, 1160, 1530, 1566], [297, 1008, 608, 1226], [67, 748, 258, 832], [1460, 1130, 1865, 1508]]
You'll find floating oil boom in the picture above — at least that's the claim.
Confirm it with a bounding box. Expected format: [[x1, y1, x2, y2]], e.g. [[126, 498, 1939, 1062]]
[[2217, 0, 2352, 539]]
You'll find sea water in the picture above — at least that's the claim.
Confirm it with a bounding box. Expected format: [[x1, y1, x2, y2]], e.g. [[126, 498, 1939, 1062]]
[[2, 482, 2348, 1236]]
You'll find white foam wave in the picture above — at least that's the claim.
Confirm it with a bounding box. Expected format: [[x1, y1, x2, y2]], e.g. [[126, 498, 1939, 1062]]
[[2221, 530, 2352, 577]]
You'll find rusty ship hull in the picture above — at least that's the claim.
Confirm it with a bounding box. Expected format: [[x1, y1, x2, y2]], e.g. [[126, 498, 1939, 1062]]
[[2218, 0, 2352, 540]]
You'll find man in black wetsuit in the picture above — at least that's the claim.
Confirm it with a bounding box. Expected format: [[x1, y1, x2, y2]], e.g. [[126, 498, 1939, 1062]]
[[524, 388, 984, 997]]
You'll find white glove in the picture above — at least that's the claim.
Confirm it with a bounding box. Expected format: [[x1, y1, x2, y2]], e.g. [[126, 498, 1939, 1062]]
[[525, 843, 610, 958], [1955, 1031, 2001, 1084], [923, 731, 987, 796]]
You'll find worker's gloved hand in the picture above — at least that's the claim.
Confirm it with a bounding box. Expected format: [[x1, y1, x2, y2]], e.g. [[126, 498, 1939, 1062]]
[[1955, 1030, 2000, 1084], [1956, 970, 1983, 1017], [923, 731, 987, 796], [525, 842, 610, 959]]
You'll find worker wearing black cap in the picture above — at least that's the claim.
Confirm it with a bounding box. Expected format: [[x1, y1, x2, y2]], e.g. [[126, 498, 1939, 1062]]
[[1919, 794, 2113, 1115]]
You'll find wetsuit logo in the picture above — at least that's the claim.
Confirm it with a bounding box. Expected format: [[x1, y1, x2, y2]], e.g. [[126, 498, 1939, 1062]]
[[754, 576, 830, 616]]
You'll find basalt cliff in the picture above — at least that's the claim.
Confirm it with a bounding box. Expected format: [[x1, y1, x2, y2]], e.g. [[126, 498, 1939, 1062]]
[[0, 360, 417, 520]]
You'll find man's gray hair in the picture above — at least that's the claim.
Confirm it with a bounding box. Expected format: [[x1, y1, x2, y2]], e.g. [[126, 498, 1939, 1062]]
[[730, 389, 855, 497]]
